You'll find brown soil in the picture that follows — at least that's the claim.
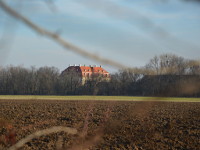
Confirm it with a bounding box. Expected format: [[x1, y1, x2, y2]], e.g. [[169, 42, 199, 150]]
[[0, 100, 200, 150]]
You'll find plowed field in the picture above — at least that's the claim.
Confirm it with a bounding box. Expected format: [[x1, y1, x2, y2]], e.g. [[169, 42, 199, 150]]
[[0, 100, 200, 150]]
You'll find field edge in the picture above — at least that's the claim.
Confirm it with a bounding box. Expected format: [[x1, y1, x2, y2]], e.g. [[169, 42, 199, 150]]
[[0, 95, 200, 102]]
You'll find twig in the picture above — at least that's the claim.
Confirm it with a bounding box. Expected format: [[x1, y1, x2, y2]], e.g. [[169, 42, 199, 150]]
[[0, 0, 126, 69], [8, 126, 77, 150]]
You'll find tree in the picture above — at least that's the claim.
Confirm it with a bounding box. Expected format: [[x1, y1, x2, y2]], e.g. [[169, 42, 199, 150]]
[[35, 67, 59, 95], [145, 54, 187, 75], [60, 67, 82, 95]]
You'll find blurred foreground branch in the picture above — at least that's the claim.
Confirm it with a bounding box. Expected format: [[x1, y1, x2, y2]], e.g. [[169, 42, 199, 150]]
[[0, 0, 126, 69], [8, 126, 77, 150]]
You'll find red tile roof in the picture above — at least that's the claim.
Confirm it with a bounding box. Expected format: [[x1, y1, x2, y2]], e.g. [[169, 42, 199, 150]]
[[80, 66, 109, 74]]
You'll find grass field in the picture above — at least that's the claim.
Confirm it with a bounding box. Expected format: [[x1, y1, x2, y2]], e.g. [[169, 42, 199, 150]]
[[0, 95, 200, 102]]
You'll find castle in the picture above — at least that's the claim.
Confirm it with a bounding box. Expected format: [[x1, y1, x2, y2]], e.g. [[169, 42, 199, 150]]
[[61, 65, 110, 84]]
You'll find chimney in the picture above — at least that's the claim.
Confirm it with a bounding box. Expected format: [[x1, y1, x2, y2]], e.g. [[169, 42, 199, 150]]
[[100, 65, 102, 68]]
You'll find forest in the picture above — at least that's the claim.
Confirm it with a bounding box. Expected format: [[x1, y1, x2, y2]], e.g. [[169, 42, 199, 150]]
[[0, 54, 200, 97]]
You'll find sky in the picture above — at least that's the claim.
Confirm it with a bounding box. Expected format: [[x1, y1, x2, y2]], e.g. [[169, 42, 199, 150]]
[[0, 0, 200, 73]]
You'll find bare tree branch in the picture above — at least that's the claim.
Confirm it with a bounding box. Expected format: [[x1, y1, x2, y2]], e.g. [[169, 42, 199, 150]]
[[0, 0, 126, 69], [8, 126, 77, 150]]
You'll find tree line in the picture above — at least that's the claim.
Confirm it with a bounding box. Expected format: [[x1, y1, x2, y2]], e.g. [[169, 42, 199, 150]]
[[0, 54, 200, 97]]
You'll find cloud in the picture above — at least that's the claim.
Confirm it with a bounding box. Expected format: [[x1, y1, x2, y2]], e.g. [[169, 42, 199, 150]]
[[72, 0, 200, 53], [73, 0, 172, 38]]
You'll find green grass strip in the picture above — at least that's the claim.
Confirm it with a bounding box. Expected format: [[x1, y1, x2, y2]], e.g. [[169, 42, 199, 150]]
[[0, 95, 200, 102]]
